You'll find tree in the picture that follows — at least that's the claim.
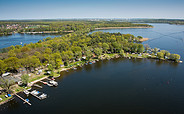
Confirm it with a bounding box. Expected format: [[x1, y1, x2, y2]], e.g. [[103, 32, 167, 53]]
[[102, 43, 109, 53], [8, 50, 16, 57], [21, 74, 29, 85], [61, 51, 74, 61], [48, 64, 54, 76], [157, 52, 164, 59], [137, 44, 145, 53], [44, 48, 52, 54], [131, 44, 138, 53], [153, 48, 158, 54], [169, 54, 180, 62], [20, 58, 29, 74], [119, 50, 125, 57], [94, 48, 102, 57], [30, 56, 41, 69], [160, 50, 170, 58], [0, 78, 15, 93], [84, 50, 93, 60], [71, 46, 82, 53], [74, 51, 82, 59], [137, 36, 143, 39], [43, 54, 51, 65], [55, 59, 63, 69], [21, 46, 30, 52], [4, 57, 20, 74], [61, 51, 69, 61], [0, 60, 7, 76], [20, 56, 41, 73], [48, 64, 54, 71], [112, 42, 121, 53]]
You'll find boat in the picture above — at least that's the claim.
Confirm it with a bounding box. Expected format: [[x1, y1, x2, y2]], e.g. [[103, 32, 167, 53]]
[[89, 62, 92, 64], [39, 93, 47, 99], [25, 99, 29, 102], [23, 90, 30, 95], [49, 80, 58, 86], [92, 61, 96, 63], [31, 90, 40, 95], [73, 67, 77, 70]]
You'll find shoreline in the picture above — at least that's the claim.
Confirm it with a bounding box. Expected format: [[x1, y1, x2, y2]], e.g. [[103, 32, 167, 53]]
[[139, 38, 149, 42], [0, 52, 182, 106], [95, 26, 153, 30], [28, 67, 71, 86]]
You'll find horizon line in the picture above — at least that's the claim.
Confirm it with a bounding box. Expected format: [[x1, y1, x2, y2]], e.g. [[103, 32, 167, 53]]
[[0, 17, 184, 21]]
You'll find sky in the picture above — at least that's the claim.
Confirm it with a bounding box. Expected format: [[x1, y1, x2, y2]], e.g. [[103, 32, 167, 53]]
[[0, 0, 184, 20]]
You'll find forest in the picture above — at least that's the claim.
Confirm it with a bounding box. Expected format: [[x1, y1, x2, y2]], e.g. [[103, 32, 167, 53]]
[[0, 31, 181, 77], [0, 21, 152, 35], [129, 19, 184, 25]]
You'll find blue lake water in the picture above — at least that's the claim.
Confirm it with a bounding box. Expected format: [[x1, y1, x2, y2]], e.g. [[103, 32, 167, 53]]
[[1, 23, 184, 114], [0, 34, 61, 49]]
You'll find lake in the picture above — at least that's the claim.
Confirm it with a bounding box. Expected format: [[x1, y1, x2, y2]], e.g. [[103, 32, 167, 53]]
[[0, 33, 61, 49], [1, 23, 184, 114]]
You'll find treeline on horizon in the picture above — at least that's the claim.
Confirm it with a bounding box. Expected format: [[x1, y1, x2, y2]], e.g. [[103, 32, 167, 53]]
[[129, 19, 184, 25], [0, 21, 152, 35]]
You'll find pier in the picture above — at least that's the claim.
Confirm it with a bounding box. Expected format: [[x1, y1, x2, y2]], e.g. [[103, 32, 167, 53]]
[[30, 93, 42, 100], [33, 84, 43, 88], [30, 90, 47, 100], [14, 93, 31, 106], [40, 80, 53, 87]]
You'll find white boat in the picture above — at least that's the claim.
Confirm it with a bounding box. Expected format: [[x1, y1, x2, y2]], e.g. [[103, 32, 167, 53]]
[[39, 93, 47, 99], [49, 80, 58, 86], [23, 90, 30, 95], [31, 90, 40, 95], [73, 67, 77, 70]]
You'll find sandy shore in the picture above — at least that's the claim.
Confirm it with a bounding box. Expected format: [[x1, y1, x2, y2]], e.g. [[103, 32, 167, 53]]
[[95, 26, 153, 30], [139, 38, 149, 42]]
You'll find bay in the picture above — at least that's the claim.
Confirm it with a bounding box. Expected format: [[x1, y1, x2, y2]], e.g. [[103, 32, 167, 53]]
[[0, 33, 61, 49]]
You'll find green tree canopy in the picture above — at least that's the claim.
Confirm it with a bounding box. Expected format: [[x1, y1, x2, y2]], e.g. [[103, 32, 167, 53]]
[[94, 48, 102, 57], [4, 57, 20, 72], [0, 60, 7, 76], [21, 74, 29, 85]]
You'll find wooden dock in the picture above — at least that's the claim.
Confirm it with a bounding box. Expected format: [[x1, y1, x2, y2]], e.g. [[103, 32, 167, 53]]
[[46, 78, 52, 81], [14, 93, 31, 106], [30, 93, 41, 100], [33, 84, 42, 88], [40, 80, 53, 87]]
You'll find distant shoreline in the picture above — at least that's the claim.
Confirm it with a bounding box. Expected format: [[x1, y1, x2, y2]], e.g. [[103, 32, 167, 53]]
[[21, 30, 73, 34], [95, 26, 153, 30]]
